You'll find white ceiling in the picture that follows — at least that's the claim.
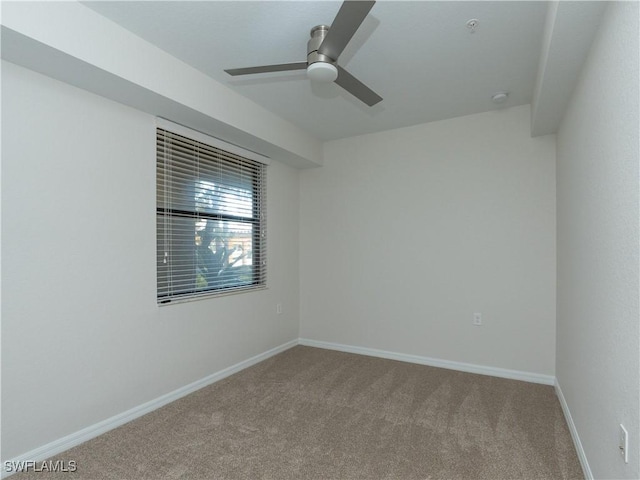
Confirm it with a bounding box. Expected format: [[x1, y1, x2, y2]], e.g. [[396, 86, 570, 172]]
[[82, 1, 602, 141]]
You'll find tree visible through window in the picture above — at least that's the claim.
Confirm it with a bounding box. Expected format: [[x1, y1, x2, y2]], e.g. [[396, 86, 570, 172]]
[[156, 125, 267, 303]]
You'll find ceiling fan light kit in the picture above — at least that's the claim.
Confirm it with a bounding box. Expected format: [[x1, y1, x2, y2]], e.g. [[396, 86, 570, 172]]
[[224, 1, 382, 107], [307, 62, 338, 83]]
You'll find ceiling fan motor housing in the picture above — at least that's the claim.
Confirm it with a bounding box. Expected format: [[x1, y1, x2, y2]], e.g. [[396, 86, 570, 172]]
[[307, 25, 335, 66]]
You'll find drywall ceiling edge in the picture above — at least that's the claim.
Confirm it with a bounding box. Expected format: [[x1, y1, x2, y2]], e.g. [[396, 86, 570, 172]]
[[0, 1, 322, 169], [531, 1, 608, 137]]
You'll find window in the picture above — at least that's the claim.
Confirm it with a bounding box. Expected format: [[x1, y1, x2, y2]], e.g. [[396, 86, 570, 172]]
[[156, 121, 267, 303]]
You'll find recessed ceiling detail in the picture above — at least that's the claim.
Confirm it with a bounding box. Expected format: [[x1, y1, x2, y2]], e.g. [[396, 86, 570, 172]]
[[81, 1, 606, 141]]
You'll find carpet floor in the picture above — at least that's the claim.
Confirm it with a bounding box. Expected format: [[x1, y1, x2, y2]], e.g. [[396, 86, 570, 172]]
[[15, 346, 583, 479]]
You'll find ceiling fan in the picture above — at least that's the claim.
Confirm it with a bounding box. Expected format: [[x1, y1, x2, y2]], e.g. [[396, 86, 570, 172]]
[[224, 0, 382, 107]]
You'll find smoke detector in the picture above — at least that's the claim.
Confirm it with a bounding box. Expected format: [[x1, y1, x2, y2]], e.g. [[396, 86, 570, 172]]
[[491, 92, 509, 104]]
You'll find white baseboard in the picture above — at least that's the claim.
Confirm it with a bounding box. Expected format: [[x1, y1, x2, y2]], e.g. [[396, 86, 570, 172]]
[[1, 339, 297, 479], [298, 338, 556, 385], [555, 379, 592, 480]]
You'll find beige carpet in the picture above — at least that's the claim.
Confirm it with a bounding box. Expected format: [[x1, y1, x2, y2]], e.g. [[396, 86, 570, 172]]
[[15, 346, 583, 480]]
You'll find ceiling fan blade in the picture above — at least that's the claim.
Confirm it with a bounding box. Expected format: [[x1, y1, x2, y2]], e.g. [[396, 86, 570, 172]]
[[225, 62, 307, 76], [335, 66, 382, 107], [318, 1, 375, 61]]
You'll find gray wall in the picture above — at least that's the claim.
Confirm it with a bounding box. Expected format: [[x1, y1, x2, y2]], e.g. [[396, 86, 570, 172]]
[[1, 61, 301, 459], [300, 105, 557, 376], [556, 2, 639, 478]]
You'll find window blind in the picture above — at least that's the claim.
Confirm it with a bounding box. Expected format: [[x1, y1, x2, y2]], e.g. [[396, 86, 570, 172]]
[[156, 126, 267, 303]]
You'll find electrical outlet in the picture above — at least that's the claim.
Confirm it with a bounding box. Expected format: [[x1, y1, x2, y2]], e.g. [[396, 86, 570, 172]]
[[276, 303, 283, 315], [473, 312, 482, 326], [620, 424, 628, 463]]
